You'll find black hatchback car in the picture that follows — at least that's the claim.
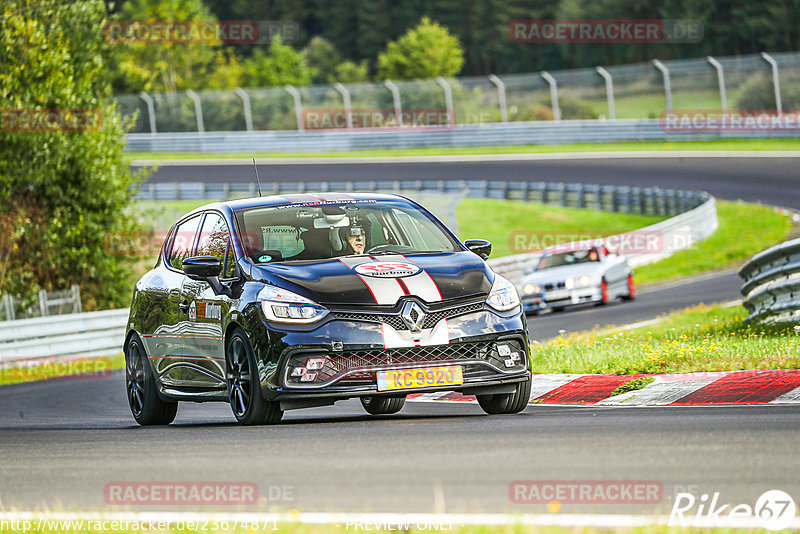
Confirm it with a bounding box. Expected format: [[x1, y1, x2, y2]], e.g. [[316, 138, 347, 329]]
[[125, 193, 531, 425]]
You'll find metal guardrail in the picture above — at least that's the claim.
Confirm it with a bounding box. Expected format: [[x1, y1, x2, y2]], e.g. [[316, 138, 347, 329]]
[[125, 119, 800, 153], [739, 238, 800, 323], [0, 309, 128, 363]]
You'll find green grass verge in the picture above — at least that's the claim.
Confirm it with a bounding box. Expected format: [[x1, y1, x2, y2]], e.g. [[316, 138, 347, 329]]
[[634, 200, 793, 285], [456, 197, 665, 259], [124, 138, 800, 163], [610, 376, 655, 396], [530, 304, 800, 375], [0, 354, 124, 387]]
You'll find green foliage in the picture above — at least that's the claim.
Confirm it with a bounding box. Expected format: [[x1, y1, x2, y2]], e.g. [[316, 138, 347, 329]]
[[734, 73, 800, 111], [241, 35, 315, 88], [110, 0, 223, 93], [558, 96, 600, 120], [302, 36, 343, 84], [377, 17, 464, 80], [329, 60, 371, 84], [0, 0, 144, 311]]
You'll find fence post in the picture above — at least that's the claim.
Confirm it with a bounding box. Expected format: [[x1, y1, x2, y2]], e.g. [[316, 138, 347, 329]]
[[284, 84, 304, 130], [139, 92, 157, 134], [383, 80, 403, 127], [234, 87, 253, 131], [652, 60, 673, 112], [71, 284, 82, 313], [761, 52, 783, 114], [488, 74, 508, 123], [595, 66, 616, 120], [185, 90, 205, 133], [706, 56, 727, 113], [2, 295, 14, 321], [435, 77, 455, 127], [333, 83, 353, 128], [38, 289, 48, 317], [540, 71, 561, 121]]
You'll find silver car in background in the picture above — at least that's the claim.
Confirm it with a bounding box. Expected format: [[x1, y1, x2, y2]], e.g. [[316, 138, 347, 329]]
[[520, 246, 635, 313]]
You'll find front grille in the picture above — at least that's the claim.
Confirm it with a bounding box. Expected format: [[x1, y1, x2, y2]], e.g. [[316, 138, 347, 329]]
[[285, 338, 526, 387], [543, 281, 566, 291], [332, 302, 484, 331]]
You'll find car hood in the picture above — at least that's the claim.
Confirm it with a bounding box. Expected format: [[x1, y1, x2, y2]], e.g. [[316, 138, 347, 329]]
[[249, 252, 493, 307], [521, 262, 605, 284]]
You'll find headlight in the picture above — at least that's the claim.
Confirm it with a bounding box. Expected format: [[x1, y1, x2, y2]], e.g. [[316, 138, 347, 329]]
[[522, 283, 540, 295], [486, 274, 521, 311], [257, 286, 329, 324], [565, 275, 594, 289]]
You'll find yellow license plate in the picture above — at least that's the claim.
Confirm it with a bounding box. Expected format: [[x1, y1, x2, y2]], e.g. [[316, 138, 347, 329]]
[[376, 366, 463, 391]]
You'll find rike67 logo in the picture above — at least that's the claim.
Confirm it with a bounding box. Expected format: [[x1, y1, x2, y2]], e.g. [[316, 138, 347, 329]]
[[670, 489, 797, 530]]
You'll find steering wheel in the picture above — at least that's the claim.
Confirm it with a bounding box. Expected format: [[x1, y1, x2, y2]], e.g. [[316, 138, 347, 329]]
[[366, 244, 413, 254]]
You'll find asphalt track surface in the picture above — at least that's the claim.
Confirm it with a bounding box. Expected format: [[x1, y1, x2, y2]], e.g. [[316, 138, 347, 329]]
[[134, 155, 800, 210], [1, 373, 799, 513], [2, 155, 798, 514]]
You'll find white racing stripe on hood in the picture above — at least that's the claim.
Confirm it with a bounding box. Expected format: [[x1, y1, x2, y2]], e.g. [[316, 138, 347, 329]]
[[339, 255, 443, 304]]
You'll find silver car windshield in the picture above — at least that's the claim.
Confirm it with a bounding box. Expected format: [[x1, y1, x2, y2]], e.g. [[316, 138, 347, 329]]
[[538, 249, 600, 270]]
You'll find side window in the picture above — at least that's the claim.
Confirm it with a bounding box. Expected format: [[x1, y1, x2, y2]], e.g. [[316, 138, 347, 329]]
[[167, 215, 202, 270], [197, 212, 236, 278]]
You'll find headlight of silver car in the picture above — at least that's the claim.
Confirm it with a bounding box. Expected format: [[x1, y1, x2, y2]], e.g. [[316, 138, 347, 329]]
[[565, 275, 594, 289], [258, 285, 329, 324], [486, 274, 521, 311], [522, 283, 541, 295]]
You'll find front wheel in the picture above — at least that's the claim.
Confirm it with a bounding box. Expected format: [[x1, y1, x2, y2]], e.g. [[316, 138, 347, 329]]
[[226, 328, 283, 425], [360, 395, 406, 415], [476, 377, 532, 415], [125, 334, 178, 426]]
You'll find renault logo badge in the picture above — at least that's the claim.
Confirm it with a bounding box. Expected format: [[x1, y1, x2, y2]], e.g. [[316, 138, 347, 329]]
[[401, 301, 426, 333]]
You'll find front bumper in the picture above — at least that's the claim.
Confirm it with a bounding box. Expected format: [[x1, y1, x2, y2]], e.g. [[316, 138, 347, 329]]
[[522, 287, 602, 312], [254, 301, 530, 400]]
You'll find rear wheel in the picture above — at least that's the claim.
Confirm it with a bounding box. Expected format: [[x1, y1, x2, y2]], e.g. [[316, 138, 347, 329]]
[[476, 377, 532, 415], [226, 328, 283, 425], [360, 395, 406, 415], [125, 334, 178, 426], [623, 273, 636, 300]]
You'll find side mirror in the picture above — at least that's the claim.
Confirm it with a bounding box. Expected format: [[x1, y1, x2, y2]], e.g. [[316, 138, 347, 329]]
[[464, 239, 492, 260], [183, 256, 222, 280]]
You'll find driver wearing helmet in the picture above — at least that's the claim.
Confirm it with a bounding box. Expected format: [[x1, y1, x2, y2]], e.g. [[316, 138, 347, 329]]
[[345, 225, 366, 255]]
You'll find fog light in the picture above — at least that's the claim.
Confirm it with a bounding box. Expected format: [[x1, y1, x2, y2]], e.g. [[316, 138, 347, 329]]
[[504, 359, 515, 368], [306, 357, 326, 371], [300, 372, 317, 382], [510, 351, 521, 362], [498, 344, 511, 357]]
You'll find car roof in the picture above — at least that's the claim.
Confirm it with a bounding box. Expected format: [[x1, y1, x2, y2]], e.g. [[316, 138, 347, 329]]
[[182, 192, 415, 219]]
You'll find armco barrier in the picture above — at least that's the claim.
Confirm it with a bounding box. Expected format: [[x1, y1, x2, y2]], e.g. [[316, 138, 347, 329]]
[[125, 119, 800, 153], [739, 238, 800, 323], [0, 309, 128, 363]]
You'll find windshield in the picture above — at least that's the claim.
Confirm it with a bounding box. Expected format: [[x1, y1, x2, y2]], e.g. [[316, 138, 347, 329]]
[[234, 199, 459, 263], [537, 248, 600, 270]]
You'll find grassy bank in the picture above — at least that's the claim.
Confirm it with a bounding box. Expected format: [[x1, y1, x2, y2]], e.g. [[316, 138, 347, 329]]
[[529, 304, 800, 375], [634, 201, 793, 284], [124, 138, 800, 163]]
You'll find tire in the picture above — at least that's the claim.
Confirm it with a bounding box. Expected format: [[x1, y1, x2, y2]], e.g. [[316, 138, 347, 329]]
[[476, 376, 532, 415], [360, 395, 406, 415], [125, 334, 178, 426], [226, 328, 283, 425], [622, 273, 636, 300]]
